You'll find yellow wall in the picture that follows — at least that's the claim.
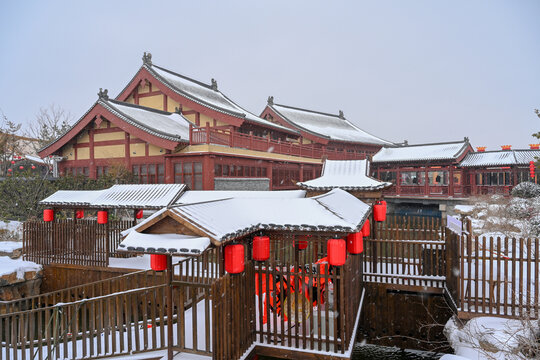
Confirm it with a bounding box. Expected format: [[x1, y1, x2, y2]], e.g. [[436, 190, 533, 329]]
[[200, 112, 213, 126], [139, 94, 163, 110], [139, 82, 151, 94], [126, 94, 134, 104], [167, 98, 180, 113], [62, 145, 75, 160], [94, 145, 124, 159], [94, 131, 125, 142], [78, 131, 89, 143], [182, 106, 196, 123], [130, 143, 146, 157], [78, 147, 90, 160], [148, 144, 164, 156]]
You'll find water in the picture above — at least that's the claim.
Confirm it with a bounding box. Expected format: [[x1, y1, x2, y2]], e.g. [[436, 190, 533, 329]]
[[259, 342, 445, 359], [352, 343, 444, 359]]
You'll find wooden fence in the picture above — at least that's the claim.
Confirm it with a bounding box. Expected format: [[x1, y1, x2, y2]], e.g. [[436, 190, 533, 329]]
[[23, 219, 134, 267], [458, 233, 540, 318]]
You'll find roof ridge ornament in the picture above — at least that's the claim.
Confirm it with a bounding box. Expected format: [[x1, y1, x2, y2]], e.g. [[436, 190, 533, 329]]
[[211, 78, 218, 91], [142, 52, 152, 66], [338, 110, 345, 119], [174, 107, 183, 115], [98, 88, 109, 101], [464, 136, 469, 142], [267, 96, 274, 105]]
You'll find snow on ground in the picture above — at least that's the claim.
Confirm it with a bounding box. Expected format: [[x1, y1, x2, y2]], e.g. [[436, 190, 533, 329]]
[[0, 256, 41, 278], [445, 316, 539, 360], [0, 220, 22, 234], [99, 350, 210, 359], [0, 241, 22, 253]]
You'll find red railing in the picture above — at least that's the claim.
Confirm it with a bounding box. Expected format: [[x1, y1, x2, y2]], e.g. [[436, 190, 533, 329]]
[[384, 185, 471, 198], [189, 124, 365, 160]]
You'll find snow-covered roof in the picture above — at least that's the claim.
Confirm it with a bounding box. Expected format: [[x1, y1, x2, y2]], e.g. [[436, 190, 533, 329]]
[[175, 189, 306, 204], [100, 99, 191, 142], [118, 232, 210, 255], [165, 188, 370, 242], [146, 64, 298, 135], [40, 184, 186, 209], [297, 159, 392, 191], [459, 149, 540, 167], [268, 103, 393, 145], [372, 140, 470, 163]]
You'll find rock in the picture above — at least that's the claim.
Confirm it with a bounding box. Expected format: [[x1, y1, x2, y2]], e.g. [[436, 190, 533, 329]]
[[0, 269, 42, 302]]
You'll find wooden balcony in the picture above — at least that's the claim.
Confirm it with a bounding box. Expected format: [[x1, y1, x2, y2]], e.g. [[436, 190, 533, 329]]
[[189, 124, 366, 160]]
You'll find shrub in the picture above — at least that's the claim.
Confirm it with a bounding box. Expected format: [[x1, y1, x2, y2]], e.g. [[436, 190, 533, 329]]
[[511, 182, 540, 199], [507, 198, 535, 219]]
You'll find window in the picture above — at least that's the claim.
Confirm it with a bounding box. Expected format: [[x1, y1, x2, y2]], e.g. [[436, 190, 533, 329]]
[[400, 171, 424, 186], [174, 161, 203, 189], [379, 170, 397, 183], [428, 171, 448, 186], [133, 163, 165, 184]]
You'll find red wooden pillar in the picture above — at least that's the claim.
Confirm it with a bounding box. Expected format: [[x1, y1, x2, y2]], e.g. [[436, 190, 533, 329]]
[[448, 166, 454, 197], [124, 132, 131, 171], [163, 94, 168, 112], [205, 122, 211, 144], [267, 162, 273, 190], [299, 163, 304, 182], [165, 152, 173, 184], [203, 155, 215, 190], [424, 167, 429, 196], [89, 126, 96, 179]]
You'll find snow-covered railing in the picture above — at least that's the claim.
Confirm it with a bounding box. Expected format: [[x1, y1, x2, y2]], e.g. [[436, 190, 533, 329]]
[[458, 232, 540, 319]]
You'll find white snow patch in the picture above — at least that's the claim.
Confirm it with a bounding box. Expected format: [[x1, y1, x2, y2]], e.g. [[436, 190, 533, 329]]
[[0, 256, 41, 278]]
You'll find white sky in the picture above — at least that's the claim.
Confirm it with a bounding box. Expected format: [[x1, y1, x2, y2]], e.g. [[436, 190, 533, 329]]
[[0, 1, 539, 150]]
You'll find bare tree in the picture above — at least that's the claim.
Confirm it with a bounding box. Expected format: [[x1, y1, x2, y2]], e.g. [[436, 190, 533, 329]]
[[0, 109, 23, 177], [28, 104, 72, 152]]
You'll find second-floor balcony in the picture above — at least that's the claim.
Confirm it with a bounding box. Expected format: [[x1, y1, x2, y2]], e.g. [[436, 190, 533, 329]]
[[189, 124, 367, 160]]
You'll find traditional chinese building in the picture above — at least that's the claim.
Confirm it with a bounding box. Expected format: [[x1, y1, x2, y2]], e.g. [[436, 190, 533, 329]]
[[39, 53, 391, 190]]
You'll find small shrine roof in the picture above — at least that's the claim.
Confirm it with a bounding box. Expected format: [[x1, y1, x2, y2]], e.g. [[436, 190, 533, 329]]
[[118, 233, 210, 256], [268, 103, 393, 145], [297, 159, 391, 191], [372, 140, 470, 163], [144, 63, 298, 135], [161, 188, 370, 243], [459, 149, 540, 167], [40, 184, 186, 209]]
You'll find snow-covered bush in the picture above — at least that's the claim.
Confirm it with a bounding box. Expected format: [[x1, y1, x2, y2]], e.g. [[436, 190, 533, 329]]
[[511, 182, 540, 199], [526, 214, 540, 237], [506, 198, 535, 220]]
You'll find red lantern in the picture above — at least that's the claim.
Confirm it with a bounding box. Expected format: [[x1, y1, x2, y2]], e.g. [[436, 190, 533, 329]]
[[361, 219, 370, 237], [347, 232, 363, 254], [7, 168, 12, 172], [150, 254, 167, 271], [43, 209, 54, 222], [530, 161, 535, 179], [10, 161, 14, 164], [97, 210, 108, 224], [373, 200, 387, 222], [75, 210, 84, 219], [19, 166, 23, 170], [328, 239, 346, 266], [225, 244, 244, 274], [252, 236, 270, 261], [136, 209, 144, 219], [31, 165, 36, 170]]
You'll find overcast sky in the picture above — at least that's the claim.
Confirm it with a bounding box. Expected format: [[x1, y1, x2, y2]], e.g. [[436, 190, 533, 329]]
[[1, 1, 539, 150]]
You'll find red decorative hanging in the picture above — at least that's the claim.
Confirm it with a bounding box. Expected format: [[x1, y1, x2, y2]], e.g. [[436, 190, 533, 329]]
[[361, 219, 370, 237], [294, 235, 309, 250], [31, 165, 36, 170], [150, 254, 167, 271], [19, 166, 24, 170], [97, 210, 108, 224], [327, 238, 346, 266], [136, 209, 144, 219], [7, 168, 12, 172], [347, 232, 363, 254], [252, 236, 270, 261], [225, 244, 245, 274], [373, 200, 387, 222], [10, 161, 14, 164], [530, 161, 535, 178], [43, 209, 54, 222], [76, 210, 84, 219]]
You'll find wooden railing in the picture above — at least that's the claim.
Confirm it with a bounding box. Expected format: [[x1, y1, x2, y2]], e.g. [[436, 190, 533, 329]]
[[23, 219, 134, 267], [189, 124, 366, 160], [458, 233, 540, 318]]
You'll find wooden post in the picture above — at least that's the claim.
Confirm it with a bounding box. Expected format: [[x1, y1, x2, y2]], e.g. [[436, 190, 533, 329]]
[[167, 255, 173, 360], [189, 123, 193, 144], [249, 131, 253, 149], [229, 127, 234, 147], [206, 122, 211, 145]]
